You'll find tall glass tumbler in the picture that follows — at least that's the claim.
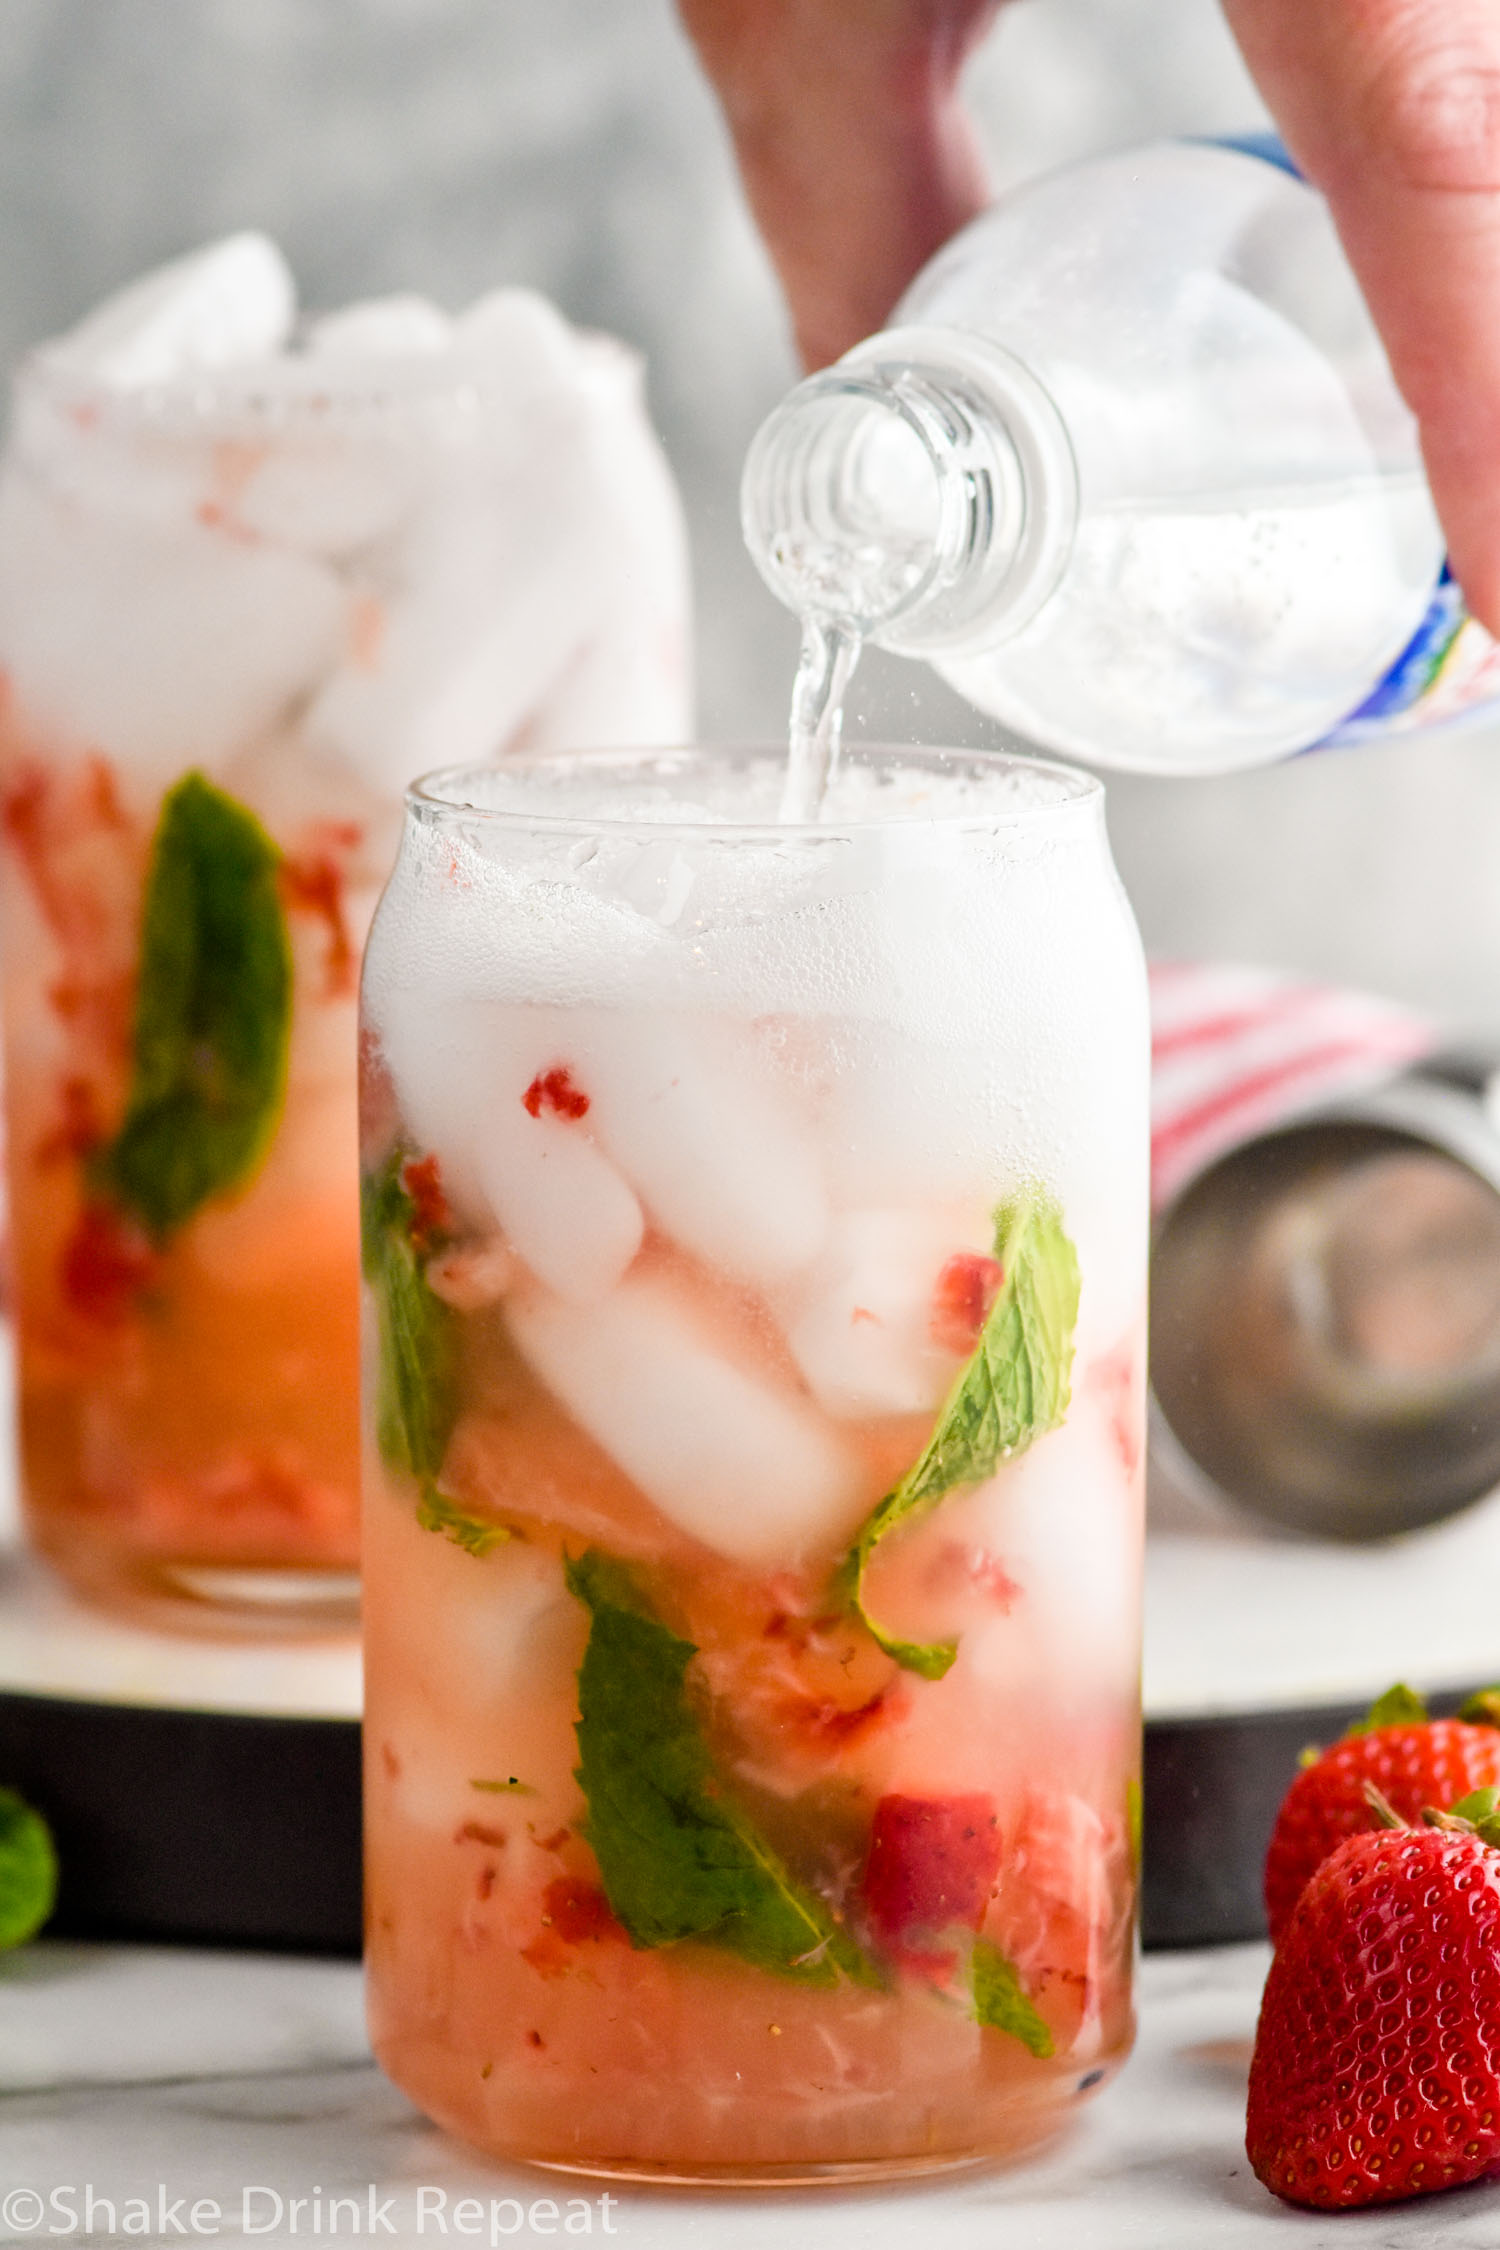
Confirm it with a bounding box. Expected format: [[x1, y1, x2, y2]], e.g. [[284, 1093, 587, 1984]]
[[0, 298, 687, 1628], [360, 746, 1149, 2182]]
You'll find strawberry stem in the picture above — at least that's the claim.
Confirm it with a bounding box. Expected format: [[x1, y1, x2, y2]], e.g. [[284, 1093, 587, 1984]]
[[1361, 1780, 1406, 1829]]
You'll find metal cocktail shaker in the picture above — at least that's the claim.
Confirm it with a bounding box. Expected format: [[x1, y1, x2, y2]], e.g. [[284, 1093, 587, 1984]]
[[1150, 1054, 1500, 1540]]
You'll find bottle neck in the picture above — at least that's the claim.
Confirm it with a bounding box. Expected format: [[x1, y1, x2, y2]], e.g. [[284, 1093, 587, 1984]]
[[741, 325, 1078, 658]]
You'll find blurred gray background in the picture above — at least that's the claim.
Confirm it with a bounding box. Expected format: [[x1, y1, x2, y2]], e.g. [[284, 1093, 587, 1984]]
[[1, 0, 1496, 1028]]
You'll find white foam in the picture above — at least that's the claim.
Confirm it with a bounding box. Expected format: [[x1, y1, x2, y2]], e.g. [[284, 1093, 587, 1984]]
[[504, 1270, 867, 1567]]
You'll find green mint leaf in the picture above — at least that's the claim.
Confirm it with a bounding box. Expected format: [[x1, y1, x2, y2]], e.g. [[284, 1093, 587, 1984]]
[[470, 1777, 536, 1795], [1350, 1683, 1428, 1735], [837, 1192, 1080, 1678], [970, 1937, 1054, 2057], [0, 1787, 57, 1949], [1459, 1686, 1500, 1729], [361, 1151, 458, 1486], [566, 1549, 880, 1989], [91, 773, 292, 1240], [416, 1485, 510, 1557]]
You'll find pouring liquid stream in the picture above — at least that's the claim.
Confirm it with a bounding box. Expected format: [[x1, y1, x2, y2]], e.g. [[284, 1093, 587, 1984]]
[[780, 618, 862, 823]]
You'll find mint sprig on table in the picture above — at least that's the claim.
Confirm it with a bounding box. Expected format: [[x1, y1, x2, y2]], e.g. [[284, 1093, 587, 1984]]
[[0, 1787, 57, 1950], [90, 773, 293, 1241], [361, 1149, 459, 1497], [836, 1192, 1080, 1680], [566, 1549, 880, 1988]]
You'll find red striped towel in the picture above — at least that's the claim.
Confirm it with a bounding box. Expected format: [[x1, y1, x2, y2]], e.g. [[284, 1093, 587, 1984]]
[[1149, 961, 1434, 1214]]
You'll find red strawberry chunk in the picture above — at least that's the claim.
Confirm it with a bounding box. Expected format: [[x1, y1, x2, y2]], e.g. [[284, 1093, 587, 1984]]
[[862, 1793, 1002, 1950], [930, 1253, 1004, 1356], [522, 1066, 590, 1122], [1248, 1826, 1500, 2209], [60, 1201, 158, 1324], [400, 1153, 450, 1251], [1264, 1719, 1500, 1946]]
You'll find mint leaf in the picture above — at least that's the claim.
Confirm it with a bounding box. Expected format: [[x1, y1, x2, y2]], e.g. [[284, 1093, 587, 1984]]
[[566, 1549, 879, 1988], [361, 1151, 458, 1486], [416, 1484, 510, 1557], [91, 773, 292, 1240], [1350, 1683, 1428, 1735], [0, 1787, 57, 1949], [837, 1193, 1080, 1678], [470, 1777, 536, 1795], [970, 1937, 1054, 2057]]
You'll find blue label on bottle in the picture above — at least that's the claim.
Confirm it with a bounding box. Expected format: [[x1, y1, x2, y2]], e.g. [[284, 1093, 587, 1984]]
[[1206, 130, 1301, 179], [1318, 571, 1500, 749], [1210, 131, 1500, 752]]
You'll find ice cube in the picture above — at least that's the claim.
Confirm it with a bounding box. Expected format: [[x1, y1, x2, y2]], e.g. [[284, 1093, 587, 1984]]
[[231, 437, 419, 559], [781, 1206, 981, 1418], [471, 1086, 644, 1306], [307, 295, 454, 360], [302, 457, 602, 794], [0, 467, 346, 785], [453, 288, 585, 398], [303, 298, 691, 793], [970, 1401, 1142, 1699], [505, 1271, 867, 1566], [368, 993, 644, 1300], [44, 233, 295, 388], [567, 1012, 827, 1286]]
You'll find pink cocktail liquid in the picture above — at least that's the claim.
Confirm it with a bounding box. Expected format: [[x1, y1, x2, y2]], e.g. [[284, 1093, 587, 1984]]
[[361, 748, 1148, 2179]]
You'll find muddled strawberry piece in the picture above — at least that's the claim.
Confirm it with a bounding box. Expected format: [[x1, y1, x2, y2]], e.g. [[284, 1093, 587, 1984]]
[[280, 823, 363, 999], [861, 1793, 1002, 1951], [930, 1253, 1004, 1355], [400, 1153, 450, 1252], [520, 1876, 627, 1978], [522, 1065, 590, 1122], [924, 1541, 1024, 1613], [1089, 1337, 1142, 1479], [60, 1201, 158, 1325], [455, 1821, 508, 1849], [542, 1876, 624, 1945]]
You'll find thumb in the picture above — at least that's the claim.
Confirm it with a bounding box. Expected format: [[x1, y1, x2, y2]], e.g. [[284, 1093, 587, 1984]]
[[1224, 0, 1500, 632]]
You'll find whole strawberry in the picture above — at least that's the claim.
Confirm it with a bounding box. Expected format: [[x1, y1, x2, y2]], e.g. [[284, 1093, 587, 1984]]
[[1248, 1821, 1500, 2209], [1265, 1684, 1500, 1946]]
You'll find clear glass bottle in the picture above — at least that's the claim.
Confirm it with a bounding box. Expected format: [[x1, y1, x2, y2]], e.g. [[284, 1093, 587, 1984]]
[[743, 140, 1498, 775], [361, 743, 1148, 2182]]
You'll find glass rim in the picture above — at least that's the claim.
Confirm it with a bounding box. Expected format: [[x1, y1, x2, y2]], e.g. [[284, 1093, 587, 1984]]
[[14, 338, 531, 436], [405, 742, 1102, 842]]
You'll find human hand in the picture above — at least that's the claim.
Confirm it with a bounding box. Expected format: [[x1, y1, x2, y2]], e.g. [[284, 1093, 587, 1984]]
[[676, 0, 1002, 373], [1223, 1, 1500, 632], [681, 0, 1500, 633]]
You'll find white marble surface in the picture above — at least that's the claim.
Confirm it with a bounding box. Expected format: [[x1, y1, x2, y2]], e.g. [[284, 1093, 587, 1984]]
[[3, 1939, 1500, 2246]]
